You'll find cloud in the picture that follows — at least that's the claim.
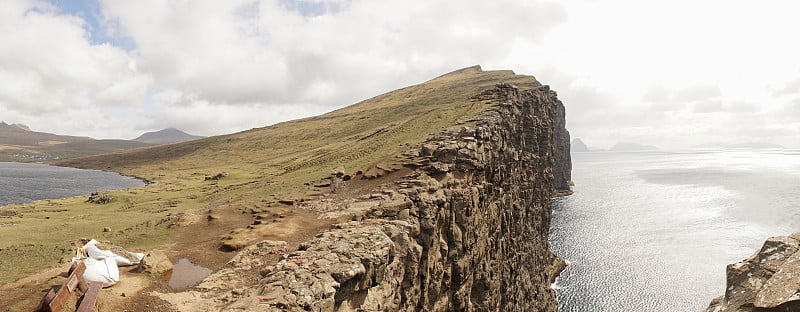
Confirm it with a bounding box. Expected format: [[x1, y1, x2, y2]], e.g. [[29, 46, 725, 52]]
[[642, 84, 722, 112], [693, 100, 724, 113], [726, 101, 760, 113], [771, 78, 800, 96], [1, 0, 568, 138], [772, 98, 800, 122], [99, 0, 567, 108], [0, 0, 148, 116], [2, 0, 799, 149], [137, 88, 332, 137], [674, 85, 721, 103]]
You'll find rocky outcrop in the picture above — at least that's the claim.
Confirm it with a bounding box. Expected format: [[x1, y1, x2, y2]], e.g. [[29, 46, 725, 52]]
[[156, 82, 570, 311], [87, 191, 113, 204], [705, 233, 800, 312]]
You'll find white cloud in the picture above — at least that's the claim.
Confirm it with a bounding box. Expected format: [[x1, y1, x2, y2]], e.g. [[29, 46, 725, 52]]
[[137, 87, 331, 137], [1, 0, 799, 148], [99, 0, 566, 107], [0, 0, 148, 125]]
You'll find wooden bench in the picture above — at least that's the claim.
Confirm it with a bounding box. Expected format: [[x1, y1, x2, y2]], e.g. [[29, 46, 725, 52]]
[[39, 261, 103, 312], [75, 281, 102, 312]]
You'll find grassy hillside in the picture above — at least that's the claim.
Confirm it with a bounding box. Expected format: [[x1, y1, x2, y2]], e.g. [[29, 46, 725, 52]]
[[58, 66, 538, 191], [0, 123, 152, 162], [0, 65, 539, 287]]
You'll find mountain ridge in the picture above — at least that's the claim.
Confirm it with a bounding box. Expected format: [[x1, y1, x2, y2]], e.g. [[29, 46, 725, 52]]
[[133, 127, 205, 144], [0, 122, 152, 161]]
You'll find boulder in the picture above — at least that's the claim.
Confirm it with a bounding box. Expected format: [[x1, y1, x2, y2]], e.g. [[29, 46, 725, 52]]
[[87, 192, 113, 204], [133, 250, 173, 279], [704, 233, 800, 311]]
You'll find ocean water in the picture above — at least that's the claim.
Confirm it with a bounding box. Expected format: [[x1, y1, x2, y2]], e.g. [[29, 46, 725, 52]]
[[549, 150, 800, 312], [0, 162, 144, 206]]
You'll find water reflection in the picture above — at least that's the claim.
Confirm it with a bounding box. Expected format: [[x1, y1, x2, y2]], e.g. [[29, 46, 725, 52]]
[[168, 258, 213, 290], [549, 150, 800, 311]]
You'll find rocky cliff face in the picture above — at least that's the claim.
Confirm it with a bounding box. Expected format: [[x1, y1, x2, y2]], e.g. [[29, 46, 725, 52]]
[[705, 233, 800, 312], [552, 95, 571, 192], [156, 83, 570, 311]]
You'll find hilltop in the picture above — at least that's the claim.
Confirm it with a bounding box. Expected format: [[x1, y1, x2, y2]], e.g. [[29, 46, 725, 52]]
[[0, 122, 152, 161], [0, 66, 569, 311], [133, 128, 205, 144]]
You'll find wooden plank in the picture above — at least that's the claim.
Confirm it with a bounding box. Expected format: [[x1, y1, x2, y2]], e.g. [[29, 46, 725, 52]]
[[36, 288, 56, 312], [76, 282, 102, 312], [47, 261, 86, 312]]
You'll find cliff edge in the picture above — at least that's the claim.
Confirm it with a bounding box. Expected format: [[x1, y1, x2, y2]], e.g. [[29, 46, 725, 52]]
[[705, 233, 800, 312], [154, 82, 571, 311]]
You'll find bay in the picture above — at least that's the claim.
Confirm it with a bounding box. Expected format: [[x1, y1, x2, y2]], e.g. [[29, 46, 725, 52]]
[[549, 150, 800, 311], [0, 162, 143, 206]]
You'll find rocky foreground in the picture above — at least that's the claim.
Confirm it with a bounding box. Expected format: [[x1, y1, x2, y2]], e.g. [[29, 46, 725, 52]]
[[705, 233, 800, 312], [152, 83, 571, 311]]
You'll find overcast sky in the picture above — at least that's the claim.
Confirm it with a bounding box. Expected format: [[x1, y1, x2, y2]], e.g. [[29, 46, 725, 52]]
[[1, 0, 798, 149]]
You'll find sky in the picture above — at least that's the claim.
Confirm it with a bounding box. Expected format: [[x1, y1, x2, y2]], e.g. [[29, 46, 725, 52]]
[[1, 0, 799, 149]]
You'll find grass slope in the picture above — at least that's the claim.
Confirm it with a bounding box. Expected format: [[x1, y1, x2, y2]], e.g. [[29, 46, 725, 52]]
[[0, 65, 539, 286]]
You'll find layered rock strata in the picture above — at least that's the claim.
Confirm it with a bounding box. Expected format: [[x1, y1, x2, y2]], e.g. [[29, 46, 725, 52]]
[[157, 83, 570, 311], [705, 233, 800, 312]]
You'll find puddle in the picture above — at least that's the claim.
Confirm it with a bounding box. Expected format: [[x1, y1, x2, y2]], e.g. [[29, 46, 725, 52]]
[[168, 258, 213, 290]]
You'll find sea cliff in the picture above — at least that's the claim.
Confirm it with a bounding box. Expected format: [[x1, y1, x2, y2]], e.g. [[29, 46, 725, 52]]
[[154, 82, 571, 311]]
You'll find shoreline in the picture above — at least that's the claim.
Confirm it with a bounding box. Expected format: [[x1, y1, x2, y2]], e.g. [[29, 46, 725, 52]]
[[0, 161, 146, 208]]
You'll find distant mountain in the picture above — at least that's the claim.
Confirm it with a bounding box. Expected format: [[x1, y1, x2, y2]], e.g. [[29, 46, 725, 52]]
[[1, 122, 31, 131], [691, 141, 785, 149], [134, 128, 205, 144], [610, 142, 658, 151], [571, 138, 590, 152], [0, 121, 152, 162], [1, 121, 92, 146]]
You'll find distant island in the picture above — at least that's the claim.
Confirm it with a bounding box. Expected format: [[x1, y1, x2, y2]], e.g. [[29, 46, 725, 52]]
[[134, 127, 205, 144], [609, 142, 658, 151], [571, 138, 590, 152]]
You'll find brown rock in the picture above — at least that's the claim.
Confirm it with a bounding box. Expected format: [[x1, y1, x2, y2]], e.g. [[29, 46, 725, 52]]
[[135, 250, 173, 279], [151, 80, 571, 312], [704, 233, 800, 312]]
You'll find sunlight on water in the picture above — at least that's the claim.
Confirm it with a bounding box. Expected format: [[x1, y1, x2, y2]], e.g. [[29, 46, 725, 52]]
[[549, 150, 800, 312]]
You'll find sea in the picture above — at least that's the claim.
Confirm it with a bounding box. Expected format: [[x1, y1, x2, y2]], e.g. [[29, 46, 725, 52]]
[[549, 150, 800, 311], [0, 162, 144, 206]]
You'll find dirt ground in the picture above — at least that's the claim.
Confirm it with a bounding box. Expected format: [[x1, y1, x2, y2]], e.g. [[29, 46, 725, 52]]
[[0, 169, 403, 312], [0, 198, 335, 312]]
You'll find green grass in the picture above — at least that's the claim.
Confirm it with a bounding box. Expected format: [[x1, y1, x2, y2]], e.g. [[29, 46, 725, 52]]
[[0, 65, 540, 284]]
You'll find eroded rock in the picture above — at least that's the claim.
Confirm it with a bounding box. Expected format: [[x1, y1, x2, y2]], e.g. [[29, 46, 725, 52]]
[[154, 82, 570, 311], [704, 233, 800, 312]]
